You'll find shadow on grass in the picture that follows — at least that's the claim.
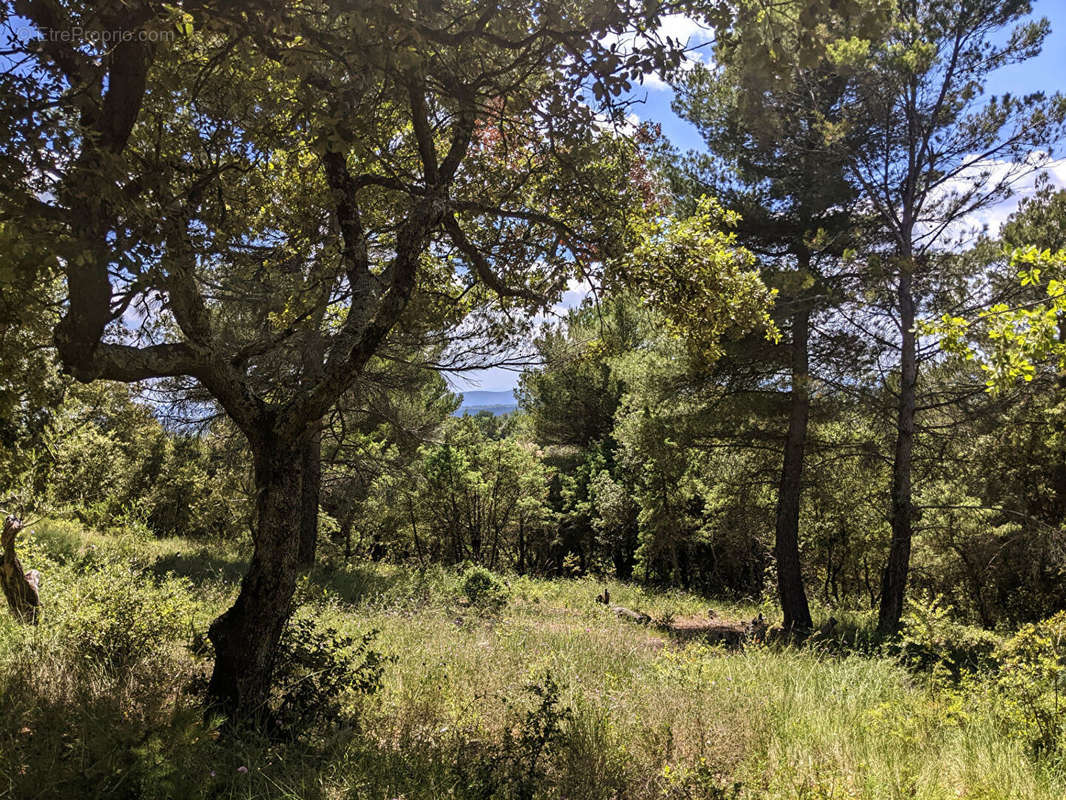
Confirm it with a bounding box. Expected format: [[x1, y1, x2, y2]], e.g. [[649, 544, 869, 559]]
[[307, 562, 423, 608], [0, 658, 570, 800], [0, 680, 365, 800], [659, 624, 748, 649], [150, 548, 442, 611], [0, 647, 224, 799], [150, 548, 249, 586], [638, 610, 887, 656]]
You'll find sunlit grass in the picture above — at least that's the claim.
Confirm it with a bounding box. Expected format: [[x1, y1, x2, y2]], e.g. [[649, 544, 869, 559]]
[[0, 521, 1059, 798]]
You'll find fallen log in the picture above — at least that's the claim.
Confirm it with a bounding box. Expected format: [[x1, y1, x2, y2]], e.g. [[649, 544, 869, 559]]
[[668, 616, 748, 646], [1, 516, 39, 624], [611, 605, 650, 625]]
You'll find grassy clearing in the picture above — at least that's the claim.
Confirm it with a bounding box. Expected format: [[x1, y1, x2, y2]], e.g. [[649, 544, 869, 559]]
[[0, 520, 1060, 799]]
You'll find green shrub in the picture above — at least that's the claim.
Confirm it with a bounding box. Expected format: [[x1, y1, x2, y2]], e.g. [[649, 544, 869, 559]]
[[897, 596, 1001, 680], [55, 564, 197, 670], [22, 518, 83, 567], [461, 565, 509, 609], [271, 615, 392, 737], [994, 611, 1066, 756]]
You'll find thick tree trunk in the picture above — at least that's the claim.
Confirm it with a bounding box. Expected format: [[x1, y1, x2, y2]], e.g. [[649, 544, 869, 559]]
[[297, 426, 321, 567], [879, 267, 917, 635], [1, 517, 39, 624], [207, 439, 303, 720], [774, 299, 814, 632]]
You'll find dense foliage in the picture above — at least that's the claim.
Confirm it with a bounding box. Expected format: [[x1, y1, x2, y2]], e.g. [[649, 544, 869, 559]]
[[3, 0, 1066, 792]]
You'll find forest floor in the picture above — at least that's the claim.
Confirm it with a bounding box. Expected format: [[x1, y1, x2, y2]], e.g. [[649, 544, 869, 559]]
[[0, 518, 1061, 799]]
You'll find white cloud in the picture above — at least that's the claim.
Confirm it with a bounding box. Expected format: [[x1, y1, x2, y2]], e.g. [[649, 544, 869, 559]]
[[559, 277, 593, 310], [921, 155, 1066, 248], [603, 13, 716, 91], [963, 159, 1066, 237]]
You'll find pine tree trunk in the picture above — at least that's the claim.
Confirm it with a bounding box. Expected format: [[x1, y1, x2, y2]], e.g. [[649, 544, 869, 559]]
[[207, 437, 303, 720], [297, 426, 321, 567], [774, 299, 814, 632], [879, 267, 917, 635]]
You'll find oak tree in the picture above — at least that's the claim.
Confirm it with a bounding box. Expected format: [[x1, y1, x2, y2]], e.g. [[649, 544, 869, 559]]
[[2, 0, 684, 718]]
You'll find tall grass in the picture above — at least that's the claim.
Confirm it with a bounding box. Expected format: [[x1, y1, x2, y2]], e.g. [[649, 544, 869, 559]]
[[0, 521, 1059, 798]]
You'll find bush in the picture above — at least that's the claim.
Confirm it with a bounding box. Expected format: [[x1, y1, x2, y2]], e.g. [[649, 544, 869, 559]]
[[993, 611, 1066, 756], [21, 519, 83, 567], [461, 565, 509, 610], [271, 614, 392, 736], [660, 759, 743, 800], [55, 564, 197, 670], [897, 596, 1001, 680]]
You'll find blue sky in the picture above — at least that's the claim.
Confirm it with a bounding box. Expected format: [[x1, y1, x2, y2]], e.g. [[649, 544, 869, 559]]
[[450, 0, 1066, 394]]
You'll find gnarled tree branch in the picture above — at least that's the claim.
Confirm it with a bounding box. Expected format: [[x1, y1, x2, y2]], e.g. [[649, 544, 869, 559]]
[[444, 215, 549, 303]]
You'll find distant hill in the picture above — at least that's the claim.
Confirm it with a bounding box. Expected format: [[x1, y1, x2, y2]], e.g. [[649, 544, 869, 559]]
[[453, 389, 518, 416]]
